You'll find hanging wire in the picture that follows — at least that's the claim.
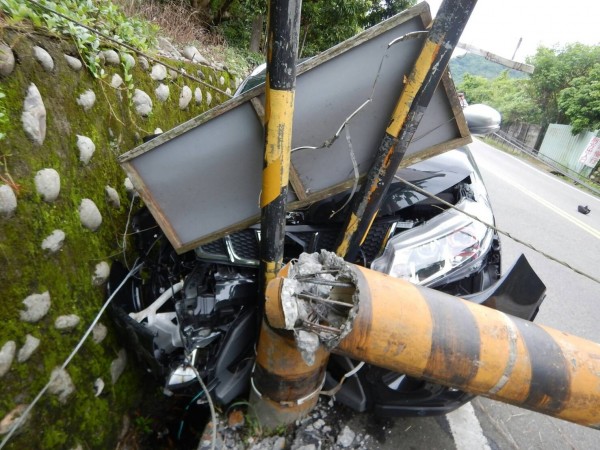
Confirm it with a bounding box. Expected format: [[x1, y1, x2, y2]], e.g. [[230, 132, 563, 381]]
[[393, 174, 600, 285], [24, 0, 232, 97]]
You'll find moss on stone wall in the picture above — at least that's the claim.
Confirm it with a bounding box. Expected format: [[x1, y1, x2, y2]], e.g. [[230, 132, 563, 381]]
[[0, 26, 238, 449]]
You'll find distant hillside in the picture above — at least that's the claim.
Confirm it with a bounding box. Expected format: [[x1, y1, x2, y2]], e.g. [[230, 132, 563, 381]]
[[449, 53, 528, 85]]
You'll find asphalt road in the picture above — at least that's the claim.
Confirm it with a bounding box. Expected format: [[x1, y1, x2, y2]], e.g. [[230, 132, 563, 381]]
[[346, 138, 600, 450], [467, 138, 600, 450]]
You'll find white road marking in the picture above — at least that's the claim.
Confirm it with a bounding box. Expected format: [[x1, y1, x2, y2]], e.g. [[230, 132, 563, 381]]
[[473, 138, 600, 204], [510, 180, 600, 240], [447, 402, 492, 450]]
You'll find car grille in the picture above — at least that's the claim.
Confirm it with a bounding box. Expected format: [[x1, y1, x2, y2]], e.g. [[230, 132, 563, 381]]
[[195, 223, 392, 267]]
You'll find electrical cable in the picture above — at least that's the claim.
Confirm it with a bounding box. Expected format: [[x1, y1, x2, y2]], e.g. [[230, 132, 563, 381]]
[[393, 174, 600, 285]]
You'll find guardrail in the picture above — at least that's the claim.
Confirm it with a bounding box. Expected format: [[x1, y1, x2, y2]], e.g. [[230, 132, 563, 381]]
[[488, 131, 600, 196]]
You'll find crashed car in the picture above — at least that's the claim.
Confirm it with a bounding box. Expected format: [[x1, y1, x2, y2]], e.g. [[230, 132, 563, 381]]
[[108, 136, 546, 417]]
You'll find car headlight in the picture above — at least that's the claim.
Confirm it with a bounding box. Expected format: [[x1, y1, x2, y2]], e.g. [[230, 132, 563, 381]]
[[370, 197, 494, 286]]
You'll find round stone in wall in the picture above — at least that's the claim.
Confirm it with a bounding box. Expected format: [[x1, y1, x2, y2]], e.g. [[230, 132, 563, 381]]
[[33, 46, 54, 72], [105, 186, 120, 209], [0, 184, 17, 217], [79, 198, 102, 231], [194, 87, 202, 105], [111, 73, 123, 89], [17, 334, 40, 363], [102, 49, 120, 65], [121, 53, 135, 68], [20, 291, 51, 323], [48, 367, 75, 404], [34, 168, 60, 202], [76, 89, 96, 112], [225, 87, 232, 96], [92, 261, 110, 286], [76, 135, 96, 165], [150, 63, 167, 81], [155, 83, 170, 102], [92, 323, 108, 344], [0, 41, 15, 77], [0, 404, 29, 435], [0, 341, 16, 378], [124, 177, 135, 197], [219, 75, 225, 86], [110, 349, 127, 385], [63, 54, 82, 71], [55, 314, 81, 331], [206, 92, 212, 106], [179, 86, 192, 110], [41, 229, 65, 253], [132, 89, 152, 117], [22, 83, 47, 145], [138, 56, 149, 70]]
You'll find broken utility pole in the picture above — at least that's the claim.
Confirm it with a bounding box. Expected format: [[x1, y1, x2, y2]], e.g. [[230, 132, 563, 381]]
[[336, 0, 478, 261], [259, 0, 302, 292], [264, 252, 600, 430]]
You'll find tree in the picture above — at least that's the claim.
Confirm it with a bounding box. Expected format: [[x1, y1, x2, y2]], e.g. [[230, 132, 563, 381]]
[[526, 43, 600, 128], [558, 63, 600, 134], [458, 72, 540, 125]]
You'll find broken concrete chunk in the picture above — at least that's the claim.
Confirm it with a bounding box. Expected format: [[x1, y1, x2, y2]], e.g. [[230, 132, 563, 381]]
[[48, 367, 75, 403], [55, 314, 81, 331], [17, 334, 40, 363], [76, 135, 96, 165], [34, 168, 60, 202], [105, 185, 120, 209], [0, 41, 15, 76], [33, 46, 54, 72], [77, 89, 96, 111], [41, 229, 65, 253], [22, 83, 47, 145], [0, 184, 17, 217], [92, 323, 108, 344], [110, 349, 127, 385], [20, 291, 51, 323], [179, 86, 192, 110], [0, 341, 16, 377], [295, 330, 320, 366], [79, 198, 102, 231], [132, 89, 152, 116], [92, 261, 110, 286], [150, 63, 167, 81], [63, 54, 82, 71], [336, 426, 356, 448], [155, 83, 170, 102]]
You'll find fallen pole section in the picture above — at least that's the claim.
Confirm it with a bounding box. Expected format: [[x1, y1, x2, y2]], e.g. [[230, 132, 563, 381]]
[[263, 252, 600, 430], [336, 0, 478, 261]]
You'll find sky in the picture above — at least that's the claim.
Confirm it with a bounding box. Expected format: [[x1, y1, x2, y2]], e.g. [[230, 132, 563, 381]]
[[419, 0, 600, 61]]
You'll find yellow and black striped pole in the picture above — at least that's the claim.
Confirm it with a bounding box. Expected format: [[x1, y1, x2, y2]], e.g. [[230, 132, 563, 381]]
[[259, 0, 302, 291], [336, 0, 478, 261], [264, 262, 600, 430]]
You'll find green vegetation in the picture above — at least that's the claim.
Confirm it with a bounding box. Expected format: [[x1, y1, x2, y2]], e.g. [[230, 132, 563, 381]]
[[0, 1, 236, 448], [0, 0, 158, 78], [449, 53, 527, 85], [457, 43, 600, 135]]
